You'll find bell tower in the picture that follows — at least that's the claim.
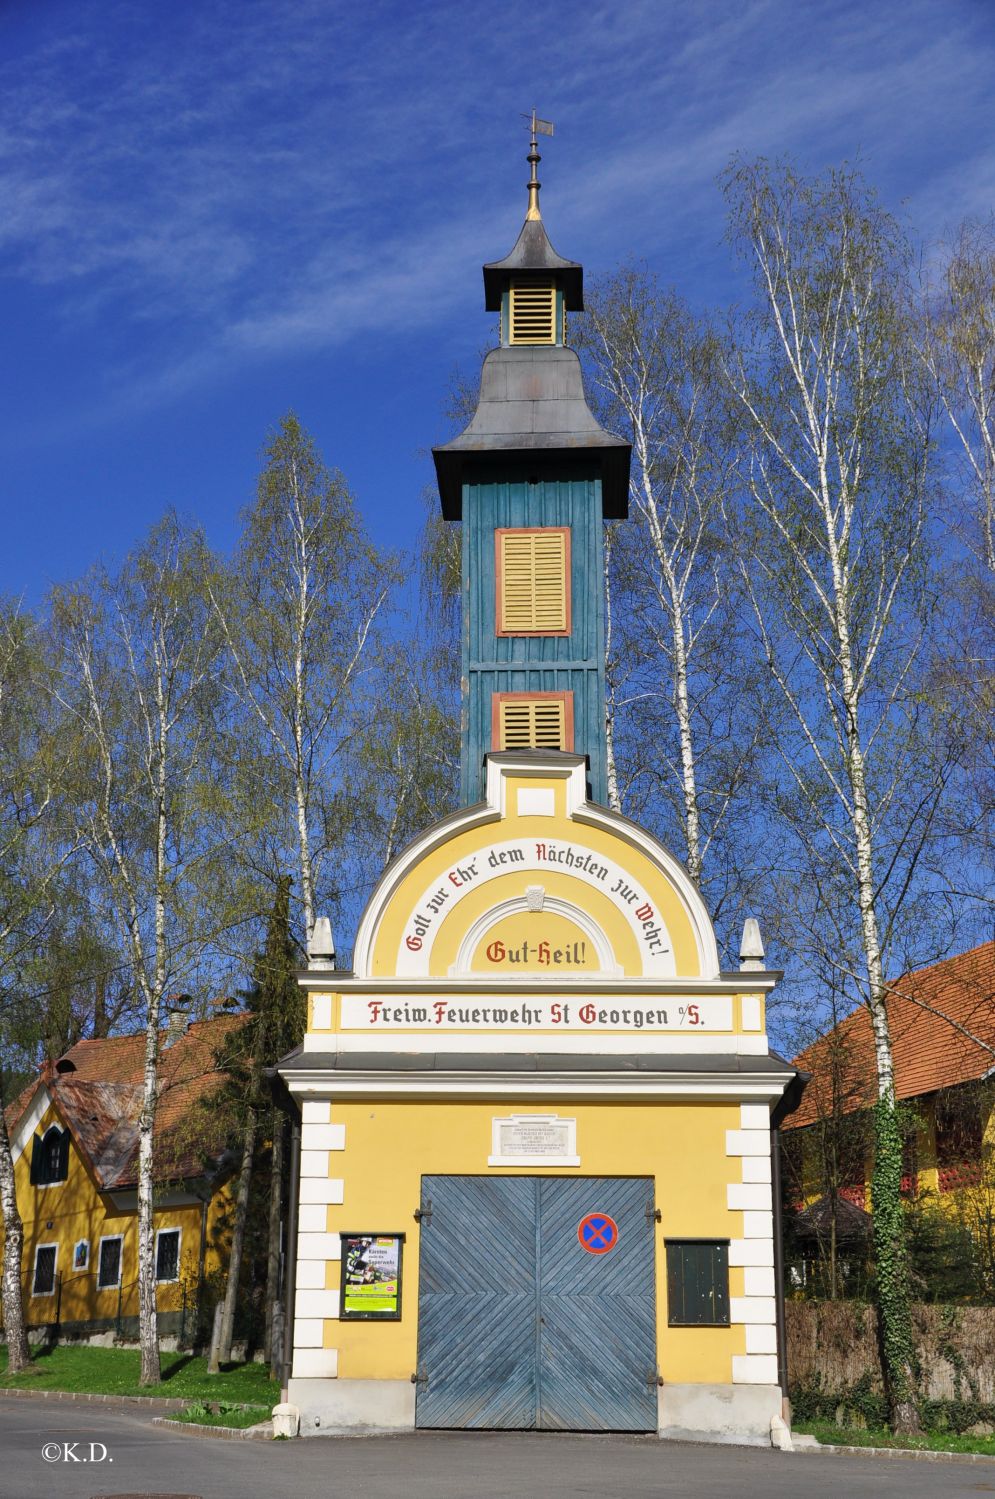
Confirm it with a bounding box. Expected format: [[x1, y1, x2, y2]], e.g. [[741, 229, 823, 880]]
[[433, 123, 631, 806]]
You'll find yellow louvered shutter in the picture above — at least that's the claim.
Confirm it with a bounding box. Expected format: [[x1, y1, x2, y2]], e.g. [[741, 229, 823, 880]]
[[498, 529, 568, 634], [509, 281, 556, 344], [496, 695, 569, 751]]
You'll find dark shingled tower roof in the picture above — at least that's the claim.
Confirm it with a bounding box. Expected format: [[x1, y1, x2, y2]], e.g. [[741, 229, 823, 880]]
[[433, 131, 630, 521]]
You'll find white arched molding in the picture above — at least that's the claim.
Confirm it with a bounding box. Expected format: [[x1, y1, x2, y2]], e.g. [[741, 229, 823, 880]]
[[350, 752, 721, 981], [449, 895, 622, 978]]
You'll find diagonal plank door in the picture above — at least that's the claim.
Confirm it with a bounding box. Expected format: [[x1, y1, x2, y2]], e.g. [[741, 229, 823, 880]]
[[537, 1177, 657, 1431], [415, 1175, 538, 1428], [415, 1175, 657, 1431]]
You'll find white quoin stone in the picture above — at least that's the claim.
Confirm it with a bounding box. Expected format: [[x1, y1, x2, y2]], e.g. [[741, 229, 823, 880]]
[[301, 1101, 331, 1125], [726, 1130, 771, 1158], [299, 1177, 345, 1206], [293, 1348, 338, 1379], [301, 1123, 346, 1151], [727, 1182, 773, 1213], [728, 1238, 775, 1268], [733, 1354, 779, 1385], [730, 1295, 776, 1326]]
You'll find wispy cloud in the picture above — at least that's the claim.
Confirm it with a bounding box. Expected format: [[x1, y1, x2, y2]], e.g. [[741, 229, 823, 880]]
[[1, 0, 992, 429]]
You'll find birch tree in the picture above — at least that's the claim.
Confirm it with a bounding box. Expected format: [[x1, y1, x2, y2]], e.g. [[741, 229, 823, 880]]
[[723, 159, 941, 1432], [574, 272, 767, 915], [51, 517, 221, 1385], [211, 415, 393, 945], [923, 219, 995, 907], [0, 603, 65, 1374]]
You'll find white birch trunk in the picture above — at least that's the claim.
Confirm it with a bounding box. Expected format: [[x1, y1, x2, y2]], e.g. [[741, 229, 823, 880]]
[[0, 1096, 30, 1372]]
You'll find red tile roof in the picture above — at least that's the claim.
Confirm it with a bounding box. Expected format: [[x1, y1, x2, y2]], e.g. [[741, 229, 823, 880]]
[[9, 1015, 249, 1189], [788, 941, 995, 1129]]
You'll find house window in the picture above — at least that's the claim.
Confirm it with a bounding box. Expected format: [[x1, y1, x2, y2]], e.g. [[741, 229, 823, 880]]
[[73, 1240, 89, 1272], [666, 1240, 730, 1326], [496, 528, 570, 636], [30, 1125, 69, 1186], [508, 280, 556, 344], [492, 692, 573, 752], [97, 1236, 122, 1290], [155, 1229, 181, 1283], [32, 1244, 58, 1296]]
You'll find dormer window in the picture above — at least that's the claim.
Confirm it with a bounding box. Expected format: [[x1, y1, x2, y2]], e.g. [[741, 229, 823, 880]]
[[508, 281, 557, 345], [30, 1124, 69, 1186]]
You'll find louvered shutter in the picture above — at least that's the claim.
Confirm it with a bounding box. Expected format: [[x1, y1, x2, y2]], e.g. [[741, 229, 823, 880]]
[[30, 1134, 41, 1186], [509, 281, 556, 344], [495, 695, 569, 751], [497, 529, 569, 634]]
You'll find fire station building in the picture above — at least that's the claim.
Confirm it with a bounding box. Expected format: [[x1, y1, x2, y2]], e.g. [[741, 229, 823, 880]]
[[278, 134, 805, 1444]]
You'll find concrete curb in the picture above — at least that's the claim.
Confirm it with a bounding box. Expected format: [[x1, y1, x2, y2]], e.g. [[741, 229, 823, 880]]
[[151, 1416, 273, 1441], [793, 1440, 995, 1465], [0, 1386, 189, 1411]]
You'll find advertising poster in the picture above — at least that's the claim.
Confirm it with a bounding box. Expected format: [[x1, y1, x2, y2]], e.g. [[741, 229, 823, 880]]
[[340, 1232, 404, 1320]]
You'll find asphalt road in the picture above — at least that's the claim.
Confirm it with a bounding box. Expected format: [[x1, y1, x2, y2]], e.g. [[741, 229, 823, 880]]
[[2, 1397, 994, 1499]]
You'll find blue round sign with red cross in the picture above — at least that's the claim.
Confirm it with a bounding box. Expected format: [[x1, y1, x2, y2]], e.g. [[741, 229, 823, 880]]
[[577, 1211, 619, 1254]]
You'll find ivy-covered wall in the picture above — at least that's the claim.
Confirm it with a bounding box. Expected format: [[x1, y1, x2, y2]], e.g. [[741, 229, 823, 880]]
[[788, 1301, 995, 1430]]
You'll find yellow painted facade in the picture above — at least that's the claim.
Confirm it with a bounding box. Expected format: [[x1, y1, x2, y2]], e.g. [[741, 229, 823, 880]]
[[282, 755, 800, 1439], [304, 1098, 747, 1385], [7, 1095, 231, 1332]]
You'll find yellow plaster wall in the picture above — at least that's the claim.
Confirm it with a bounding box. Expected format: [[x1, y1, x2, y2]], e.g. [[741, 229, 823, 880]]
[[315, 1099, 746, 1385]]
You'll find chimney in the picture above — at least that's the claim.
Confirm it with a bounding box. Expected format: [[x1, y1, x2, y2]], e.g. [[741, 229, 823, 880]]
[[739, 918, 765, 971], [164, 1006, 191, 1047], [307, 916, 336, 971]]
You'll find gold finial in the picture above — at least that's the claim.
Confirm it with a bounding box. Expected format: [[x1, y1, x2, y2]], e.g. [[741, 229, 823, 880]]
[[523, 110, 554, 221]]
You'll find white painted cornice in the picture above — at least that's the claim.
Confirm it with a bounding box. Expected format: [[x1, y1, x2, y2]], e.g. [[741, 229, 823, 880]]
[[282, 1067, 795, 1104], [297, 972, 782, 995]]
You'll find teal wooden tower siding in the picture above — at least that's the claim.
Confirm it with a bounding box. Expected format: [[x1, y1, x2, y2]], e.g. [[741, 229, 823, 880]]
[[433, 135, 631, 808]]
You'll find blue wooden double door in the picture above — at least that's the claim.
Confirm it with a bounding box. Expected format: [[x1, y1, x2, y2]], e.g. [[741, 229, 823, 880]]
[[415, 1175, 658, 1431]]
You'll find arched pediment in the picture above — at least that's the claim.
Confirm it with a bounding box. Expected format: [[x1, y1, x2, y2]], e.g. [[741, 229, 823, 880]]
[[351, 753, 720, 983]]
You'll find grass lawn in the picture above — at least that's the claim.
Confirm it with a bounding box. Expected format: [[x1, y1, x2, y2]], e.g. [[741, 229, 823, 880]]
[[794, 1417, 995, 1457], [167, 1402, 272, 1430], [0, 1344, 279, 1408]]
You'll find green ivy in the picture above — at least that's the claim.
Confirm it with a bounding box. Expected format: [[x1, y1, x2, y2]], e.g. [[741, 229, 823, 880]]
[[791, 1380, 995, 1437], [871, 1097, 921, 1428]]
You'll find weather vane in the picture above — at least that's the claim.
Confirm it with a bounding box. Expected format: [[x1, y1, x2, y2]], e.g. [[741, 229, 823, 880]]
[[521, 111, 554, 220]]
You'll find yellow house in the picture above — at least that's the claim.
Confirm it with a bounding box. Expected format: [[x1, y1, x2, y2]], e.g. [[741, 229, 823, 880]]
[[3, 1014, 242, 1343]]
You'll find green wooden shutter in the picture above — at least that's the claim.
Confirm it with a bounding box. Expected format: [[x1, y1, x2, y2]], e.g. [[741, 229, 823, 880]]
[[665, 1240, 730, 1326]]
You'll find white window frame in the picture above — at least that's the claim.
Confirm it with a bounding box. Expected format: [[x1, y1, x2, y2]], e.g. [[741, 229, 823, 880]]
[[96, 1234, 123, 1291], [72, 1238, 90, 1272], [31, 1242, 58, 1296], [154, 1227, 181, 1283]]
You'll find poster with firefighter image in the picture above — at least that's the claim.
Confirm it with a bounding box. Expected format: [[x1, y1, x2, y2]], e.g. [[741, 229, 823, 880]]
[[339, 1232, 405, 1320]]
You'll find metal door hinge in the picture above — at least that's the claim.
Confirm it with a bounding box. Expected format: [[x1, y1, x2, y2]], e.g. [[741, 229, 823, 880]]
[[414, 1199, 432, 1225], [646, 1368, 664, 1387], [411, 1367, 428, 1384], [646, 1206, 662, 1225]]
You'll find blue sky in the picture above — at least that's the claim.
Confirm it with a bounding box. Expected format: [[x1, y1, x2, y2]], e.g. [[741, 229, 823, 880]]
[[1, 0, 993, 602]]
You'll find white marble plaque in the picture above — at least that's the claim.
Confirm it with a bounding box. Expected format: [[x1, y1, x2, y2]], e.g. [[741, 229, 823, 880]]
[[488, 1113, 580, 1167]]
